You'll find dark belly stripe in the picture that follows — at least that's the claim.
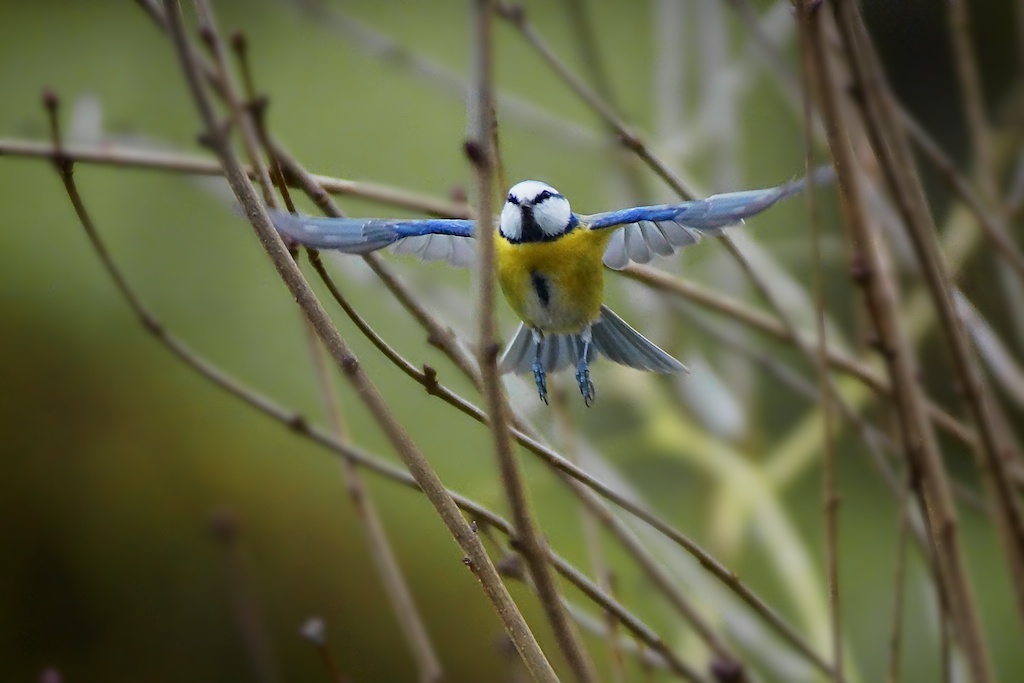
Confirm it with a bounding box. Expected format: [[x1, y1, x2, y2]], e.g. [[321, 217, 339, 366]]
[[530, 271, 550, 307]]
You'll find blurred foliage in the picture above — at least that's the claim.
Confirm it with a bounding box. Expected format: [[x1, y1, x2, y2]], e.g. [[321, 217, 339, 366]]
[[0, 0, 1020, 681]]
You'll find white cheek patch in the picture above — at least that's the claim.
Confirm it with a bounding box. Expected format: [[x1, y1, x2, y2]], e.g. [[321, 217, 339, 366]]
[[533, 197, 572, 236], [499, 202, 522, 240]]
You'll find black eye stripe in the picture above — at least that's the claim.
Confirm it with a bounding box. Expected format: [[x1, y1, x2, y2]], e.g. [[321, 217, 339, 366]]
[[507, 194, 520, 205]]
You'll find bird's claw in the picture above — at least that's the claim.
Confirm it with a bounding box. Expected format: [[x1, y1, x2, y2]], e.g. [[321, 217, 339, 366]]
[[532, 360, 549, 405], [576, 361, 595, 407]]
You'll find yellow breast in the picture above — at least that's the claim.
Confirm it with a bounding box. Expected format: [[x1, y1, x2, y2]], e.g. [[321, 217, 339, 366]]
[[495, 226, 613, 334]]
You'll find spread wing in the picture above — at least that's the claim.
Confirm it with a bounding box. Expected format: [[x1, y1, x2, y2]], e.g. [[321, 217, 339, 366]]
[[584, 170, 829, 269], [269, 211, 477, 268]]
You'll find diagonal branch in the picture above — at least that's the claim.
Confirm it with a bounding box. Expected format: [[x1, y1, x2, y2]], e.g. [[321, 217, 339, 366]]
[[833, 0, 1024, 641], [156, 2, 557, 679], [801, 4, 994, 681], [467, 2, 598, 680]]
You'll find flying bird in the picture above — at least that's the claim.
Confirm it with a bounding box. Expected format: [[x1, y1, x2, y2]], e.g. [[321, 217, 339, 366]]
[[270, 174, 818, 405]]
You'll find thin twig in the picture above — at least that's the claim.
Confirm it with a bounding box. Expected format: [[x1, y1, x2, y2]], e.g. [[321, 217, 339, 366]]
[[303, 319, 444, 683], [621, 263, 978, 450], [946, 0, 998, 204], [552, 387, 628, 683], [215, 17, 444, 675], [208, 510, 283, 683], [834, 0, 1024, 649], [283, 0, 600, 149], [467, 2, 598, 680], [558, 0, 648, 202], [300, 618, 347, 683], [157, 3, 557, 679], [796, 3, 842, 679], [804, 5, 995, 681], [494, 1, 701, 200], [192, 0, 276, 206], [900, 109, 1024, 283], [886, 476, 912, 683], [0, 138, 472, 218]]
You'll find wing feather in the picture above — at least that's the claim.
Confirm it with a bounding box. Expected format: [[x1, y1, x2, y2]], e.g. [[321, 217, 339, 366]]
[[641, 220, 675, 256], [267, 210, 476, 268], [580, 168, 832, 269]]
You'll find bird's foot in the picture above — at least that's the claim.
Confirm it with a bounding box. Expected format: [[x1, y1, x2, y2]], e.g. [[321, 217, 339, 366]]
[[575, 360, 595, 407], [532, 360, 549, 405]]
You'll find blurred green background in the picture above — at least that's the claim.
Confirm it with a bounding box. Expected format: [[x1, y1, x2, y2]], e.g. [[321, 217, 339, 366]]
[[1, 0, 1020, 681]]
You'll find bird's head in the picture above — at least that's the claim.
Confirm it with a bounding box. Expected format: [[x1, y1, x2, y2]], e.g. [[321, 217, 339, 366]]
[[499, 180, 578, 243]]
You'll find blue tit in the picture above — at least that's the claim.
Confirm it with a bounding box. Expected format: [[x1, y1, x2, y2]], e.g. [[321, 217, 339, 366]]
[[270, 173, 818, 405]]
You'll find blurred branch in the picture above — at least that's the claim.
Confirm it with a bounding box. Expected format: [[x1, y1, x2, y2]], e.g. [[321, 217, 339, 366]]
[[494, 0, 702, 199], [900, 110, 1024, 283], [885, 478, 912, 683], [0, 138, 472, 218], [299, 618, 347, 683], [304, 324, 445, 683], [802, 4, 995, 681], [155, 2, 556, 680], [946, 0, 998, 204], [621, 263, 978, 450], [471, 2, 600, 677], [207, 510, 282, 683], [558, 0, 648, 201], [193, 0, 276, 207], [283, 0, 600, 149], [552, 386, 628, 683], [795, 2, 843, 677], [207, 0, 444, 674], [833, 0, 1024, 643]]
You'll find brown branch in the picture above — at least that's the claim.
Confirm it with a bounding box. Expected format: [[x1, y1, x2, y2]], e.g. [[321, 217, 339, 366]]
[[299, 619, 346, 683], [0, 138, 472, 218], [216, 18, 445, 676], [886, 477, 912, 683], [833, 0, 1024, 648], [192, 0, 276, 206], [304, 326, 444, 683], [552, 388, 628, 683], [900, 111, 1024, 283], [802, 4, 994, 682], [620, 263, 977, 449], [796, 3, 843, 679], [494, 1, 701, 200], [156, 2, 556, 679], [467, 2, 598, 680]]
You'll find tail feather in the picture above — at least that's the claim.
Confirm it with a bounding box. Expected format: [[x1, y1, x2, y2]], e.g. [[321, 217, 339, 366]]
[[591, 305, 688, 374], [498, 324, 597, 375], [498, 306, 686, 375]]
